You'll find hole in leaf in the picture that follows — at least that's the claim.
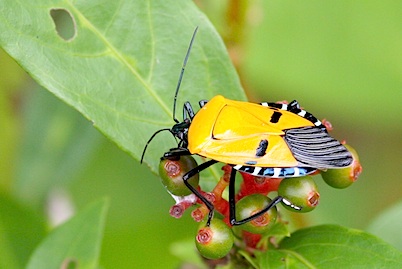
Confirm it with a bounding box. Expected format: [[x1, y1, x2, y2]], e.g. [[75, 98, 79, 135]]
[[50, 8, 76, 41], [60, 258, 78, 269]]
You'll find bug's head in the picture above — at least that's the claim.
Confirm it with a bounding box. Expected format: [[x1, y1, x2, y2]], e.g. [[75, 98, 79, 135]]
[[171, 119, 190, 144], [140, 118, 191, 164]]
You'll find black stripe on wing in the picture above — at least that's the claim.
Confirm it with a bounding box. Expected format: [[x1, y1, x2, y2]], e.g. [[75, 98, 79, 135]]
[[260, 100, 326, 131], [284, 126, 353, 169]]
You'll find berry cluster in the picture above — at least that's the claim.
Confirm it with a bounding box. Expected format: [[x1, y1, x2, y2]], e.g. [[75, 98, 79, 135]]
[[158, 144, 362, 260]]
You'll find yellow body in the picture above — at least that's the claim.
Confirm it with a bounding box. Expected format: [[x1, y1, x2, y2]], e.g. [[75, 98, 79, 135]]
[[188, 95, 316, 167]]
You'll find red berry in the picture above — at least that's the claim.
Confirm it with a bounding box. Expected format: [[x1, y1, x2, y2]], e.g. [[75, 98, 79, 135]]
[[321, 144, 362, 189], [158, 155, 199, 196], [235, 194, 277, 234], [278, 176, 320, 213], [195, 218, 234, 259]]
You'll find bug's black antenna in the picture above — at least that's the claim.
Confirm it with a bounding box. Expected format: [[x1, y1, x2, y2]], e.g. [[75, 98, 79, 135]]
[[172, 26, 199, 123], [140, 128, 171, 163]]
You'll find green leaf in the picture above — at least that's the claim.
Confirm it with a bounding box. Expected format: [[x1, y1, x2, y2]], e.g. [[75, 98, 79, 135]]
[[0, 193, 46, 269], [367, 200, 402, 252], [26, 199, 109, 269], [0, 1, 245, 175], [256, 225, 402, 269], [263, 220, 290, 239]]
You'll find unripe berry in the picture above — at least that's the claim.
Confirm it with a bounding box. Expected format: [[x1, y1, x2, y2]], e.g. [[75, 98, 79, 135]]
[[278, 176, 320, 213], [159, 155, 199, 196], [235, 194, 277, 234], [195, 218, 234, 260], [321, 144, 362, 189]]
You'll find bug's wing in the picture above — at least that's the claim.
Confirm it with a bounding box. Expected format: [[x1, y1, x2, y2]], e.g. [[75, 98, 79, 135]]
[[284, 126, 353, 169], [196, 133, 300, 167]]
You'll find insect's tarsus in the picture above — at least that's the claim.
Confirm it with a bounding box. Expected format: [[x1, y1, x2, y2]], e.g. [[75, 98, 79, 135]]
[[172, 26, 199, 123]]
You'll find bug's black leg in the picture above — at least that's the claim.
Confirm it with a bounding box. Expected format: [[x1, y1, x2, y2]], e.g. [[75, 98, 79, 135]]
[[229, 168, 283, 226], [199, 100, 208, 108], [228, 167, 238, 225], [232, 196, 283, 226], [182, 159, 218, 226], [183, 101, 195, 120]]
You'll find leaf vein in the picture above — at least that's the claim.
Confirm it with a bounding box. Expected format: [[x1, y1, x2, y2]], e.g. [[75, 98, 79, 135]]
[[64, 0, 172, 119]]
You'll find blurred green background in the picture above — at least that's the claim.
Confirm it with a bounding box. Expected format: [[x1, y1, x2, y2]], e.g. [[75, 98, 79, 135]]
[[1, 1, 401, 268]]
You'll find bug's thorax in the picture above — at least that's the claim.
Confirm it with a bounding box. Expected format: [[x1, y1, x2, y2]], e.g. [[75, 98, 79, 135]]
[[187, 95, 227, 154]]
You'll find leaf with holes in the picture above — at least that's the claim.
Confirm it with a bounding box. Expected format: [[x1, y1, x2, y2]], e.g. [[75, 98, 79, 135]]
[[26, 199, 108, 269], [256, 225, 402, 268], [0, 1, 245, 174]]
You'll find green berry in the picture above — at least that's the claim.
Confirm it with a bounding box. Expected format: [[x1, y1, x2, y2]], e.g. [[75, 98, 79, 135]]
[[235, 194, 277, 234], [195, 218, 234, 260], [278, 176, 320, 213], [321, 144, 362, 189], [158, 155, 199, 196]]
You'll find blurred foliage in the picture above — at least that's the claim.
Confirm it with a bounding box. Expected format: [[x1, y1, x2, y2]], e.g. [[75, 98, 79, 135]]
[[241, 0, 402, 231], [1, 0, 402, 268], [26, 199, 108, 269]]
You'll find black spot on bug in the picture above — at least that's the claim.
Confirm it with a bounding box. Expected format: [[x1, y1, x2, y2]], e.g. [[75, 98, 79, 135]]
[[255, 139, 268, 157], [270, 111, 282, 123]]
